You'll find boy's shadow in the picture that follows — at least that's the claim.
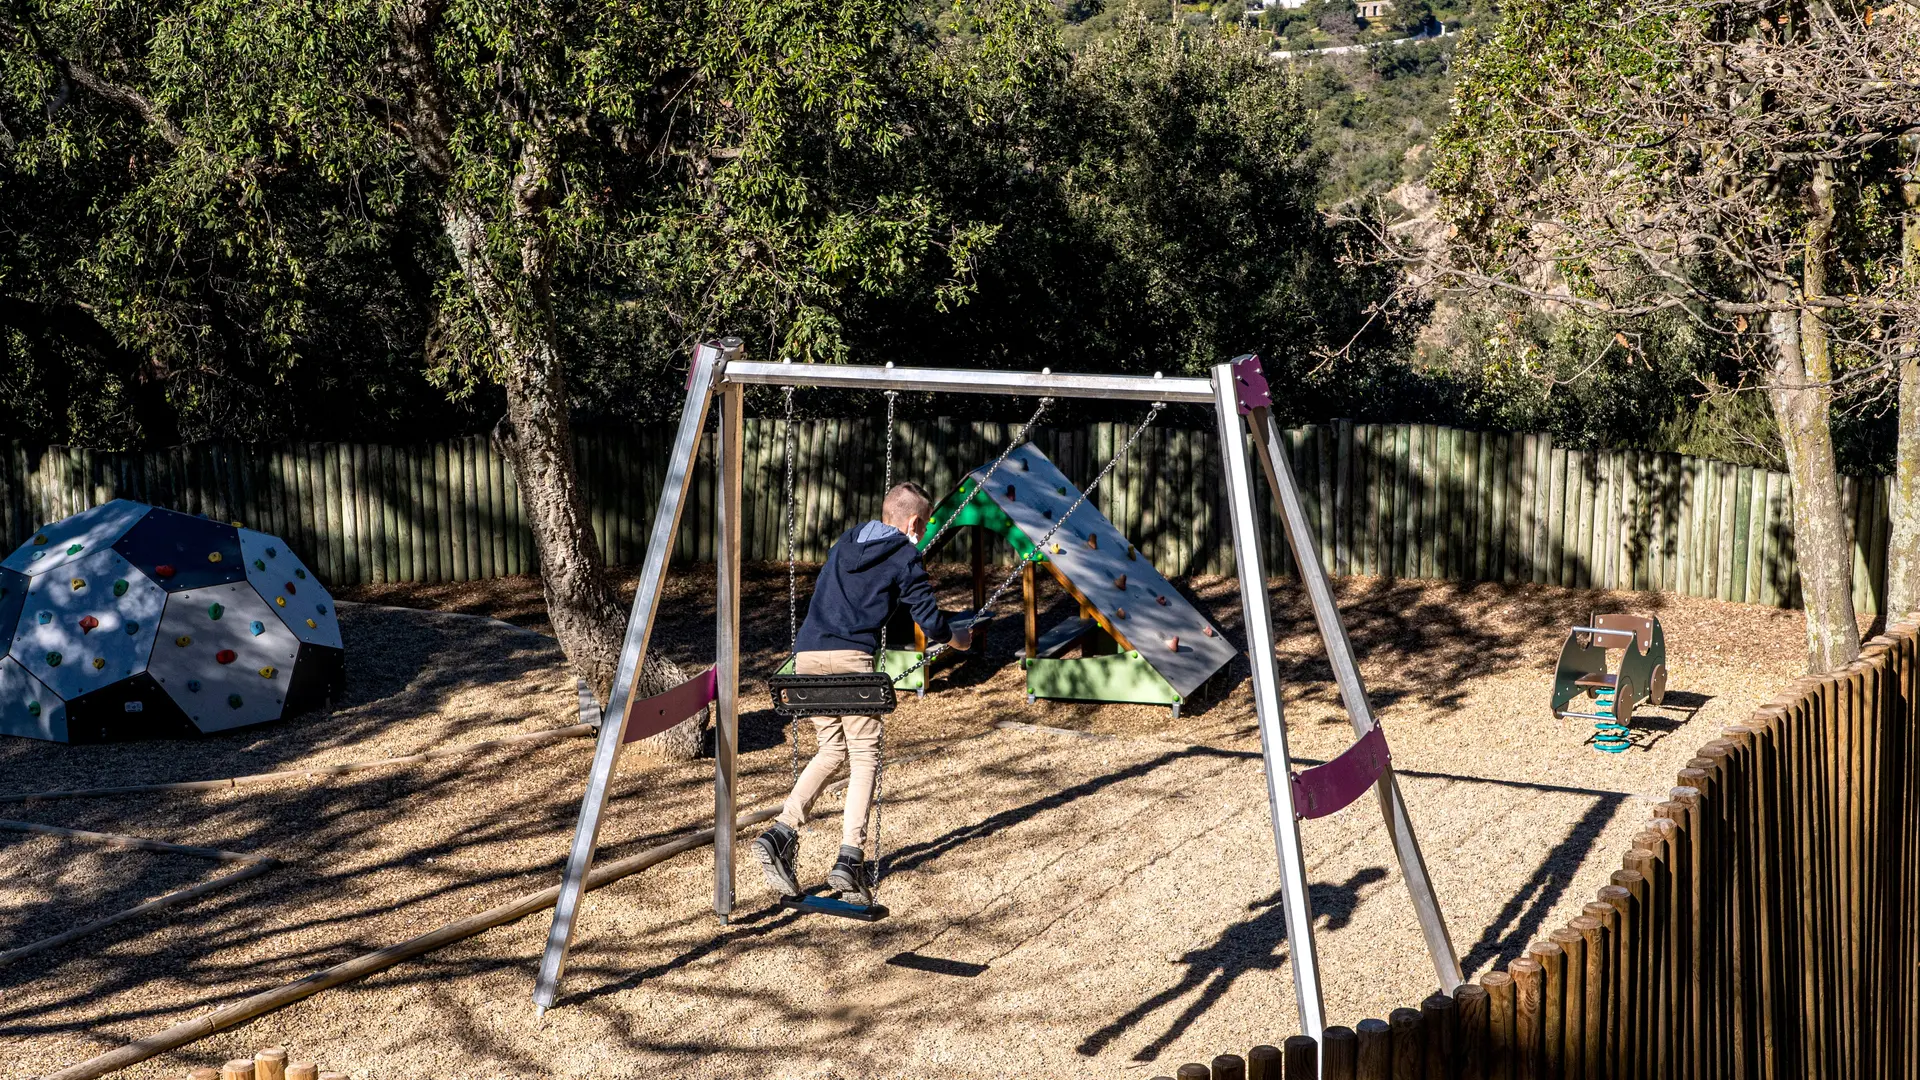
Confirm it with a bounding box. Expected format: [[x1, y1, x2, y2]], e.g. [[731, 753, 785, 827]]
[[1077, 866, 1388, 1062]]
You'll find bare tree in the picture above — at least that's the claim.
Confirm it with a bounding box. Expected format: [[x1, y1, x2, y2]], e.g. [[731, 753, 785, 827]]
[[1387, 0, 1920, 671]]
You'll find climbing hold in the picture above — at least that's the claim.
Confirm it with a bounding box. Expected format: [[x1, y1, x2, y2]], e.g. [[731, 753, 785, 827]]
[[258, 666, 277, 679], [124, 700, 143, 712], [1049, 543, 1064, 555], [227, 694, 243, 709], [275, 596, 286, 607], [1006, 485, 1017, 499], [1115, 607, 1128, 620], [216, 649, 237, 664], [125, 621, 139, 635], [1203, 625, 1215, 637], [66, 543, 83, 555], [186, 679, 201, 692], [37, 611, 52, 625], [253, 559, 265, 571], [175, 635, 192, 647], [70, 577, 85, 590], [113, 579, 129, 597], [285, 581, 297, 595], [265, 547, 277, 558], [1127, 545, 1136, 561], [294, 568, 306, 580], [207, 552, 223, 563], [316, 605, 327, 615], [30, 551, 44, 561], [32, 534, 47, 545], [207, 602, 224, 620], [1056, 485, 1067, 496], [78, 615, 99, 634], [1168, 635, 1180, 651], [305, 618, 317, 629], [1156, 594, 1169, 606], [155, 564, 176, 579], [46, 652, 62, 667], [249, 620, 265, 636], [1085, 534, 1098, 550], [92, 657, 106, 670], [1114, 574, 1127, 590], [26, 701, 40, 717]]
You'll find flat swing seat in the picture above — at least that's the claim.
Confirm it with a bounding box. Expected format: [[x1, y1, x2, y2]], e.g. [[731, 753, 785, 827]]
[[781, 892, 891, 922], [768, 672, 899, 718]]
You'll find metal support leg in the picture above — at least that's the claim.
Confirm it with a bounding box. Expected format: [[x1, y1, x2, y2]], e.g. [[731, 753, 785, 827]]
[[1243, 403, 1464, 993], [714, 382, 744, 921], [1211, 370, 1327, 1041], [532, 339, 735, 1016]]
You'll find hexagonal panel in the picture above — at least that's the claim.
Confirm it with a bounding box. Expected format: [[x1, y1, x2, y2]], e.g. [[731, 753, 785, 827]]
[[65, 671, 197, 743], [0, 566, 26, 657], [237, 528, 342, 649], [2, 500, 151, 578], [7, 549, 167, 701], [149, 582, 301, 732], [0, 656, 67, 741], [112, 507, 245, 593]]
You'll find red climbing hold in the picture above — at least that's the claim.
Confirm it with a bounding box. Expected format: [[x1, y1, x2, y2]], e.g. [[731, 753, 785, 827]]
[[285, 581, 297, 595], [1203, 625, 1215, 637], [78, 615, 99, 634], [216, 649, 237, 664], [1168, 635, 1180, 651], [155, 564, 176, 579]]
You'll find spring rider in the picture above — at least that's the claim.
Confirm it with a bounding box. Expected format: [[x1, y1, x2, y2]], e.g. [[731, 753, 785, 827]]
[[1550, 613, 1668, 753]]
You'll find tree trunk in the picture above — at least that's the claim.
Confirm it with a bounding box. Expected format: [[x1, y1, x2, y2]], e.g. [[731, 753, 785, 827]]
[[1765, 171, 1860, 671], [1887, 159, 1920, 621], [395, 2, 704, 758]]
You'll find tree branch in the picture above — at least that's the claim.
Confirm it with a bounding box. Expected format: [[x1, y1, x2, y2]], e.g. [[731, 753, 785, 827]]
[[60, 56, 186, 147]]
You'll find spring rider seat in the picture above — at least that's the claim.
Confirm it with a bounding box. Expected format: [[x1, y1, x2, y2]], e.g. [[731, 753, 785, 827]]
[[1550, 613, 1668, 753]]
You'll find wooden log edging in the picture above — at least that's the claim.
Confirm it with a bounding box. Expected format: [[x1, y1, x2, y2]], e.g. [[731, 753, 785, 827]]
[[1145, 615, 1920, 1079], [182, 1044, 348, 1080]]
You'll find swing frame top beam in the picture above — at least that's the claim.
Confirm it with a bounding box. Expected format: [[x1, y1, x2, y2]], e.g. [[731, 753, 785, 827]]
[[723, 359, 1214, 403]]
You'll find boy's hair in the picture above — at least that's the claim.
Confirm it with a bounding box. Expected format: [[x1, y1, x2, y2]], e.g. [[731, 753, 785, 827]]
[[882, 481, 933, 523]]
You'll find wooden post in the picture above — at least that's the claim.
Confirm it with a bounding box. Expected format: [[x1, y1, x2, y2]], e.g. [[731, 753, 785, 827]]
[[1249, 1044, 1283, 1080], [188, 1070, 219, 1080], [1487, 970, 1516, 1080], [285, 1065, 317, 1080], [1284, 1035, 1319, 1080], [1177, 1064, 1211, 1080], [1424, 991, 1459, 1080], [1512, 956, 1545, 1080], [1324, 1026, 1360, 1080], [253, 1048, 287, 1080], [1357, 1018, 1393, 1080], [1551, 926, 1587, 1080], [1457, 983, 1490, 1080], [1573, 913, 1607, 1080], [1022, 560, 1038, 660], [1212, 1053, 1247, 1080], [1390, 1007, 1423, 1080], [1528, 939, 1566, 1079], [219, 1062, 254, 1080], [972, 522, 987, 610]]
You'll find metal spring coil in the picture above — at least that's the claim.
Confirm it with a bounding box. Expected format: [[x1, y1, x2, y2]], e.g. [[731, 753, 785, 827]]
[[1591, 687, 1631, 753]]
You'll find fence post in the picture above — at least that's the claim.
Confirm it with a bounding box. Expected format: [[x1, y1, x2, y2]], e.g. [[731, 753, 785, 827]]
[[1324, 1025, 1360, 1080], [1356, 1018, 1393, 1080]]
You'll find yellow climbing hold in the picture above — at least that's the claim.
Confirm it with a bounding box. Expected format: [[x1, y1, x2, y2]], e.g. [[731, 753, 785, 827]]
[[92, 657, 106, 670], [305, 618, 317, 629], [275, 596, 286, 607], [33, 534, 47, 545], [207, 552, 223, 563], [70, 577, 85, 590], [175, 635, 192, 647], [258, 666, 277, 679]]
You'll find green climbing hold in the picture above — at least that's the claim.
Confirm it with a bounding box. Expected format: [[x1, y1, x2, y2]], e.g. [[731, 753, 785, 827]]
[[26, 701, 40, 718], [227, 694, 243, 709], [66, 543, 83, 555], [46, 652, 61, 667], [207, 602, 224, 620], [113, 579, 129, 597], [253, 559, 265, 571], [294, 568, 306, 580]]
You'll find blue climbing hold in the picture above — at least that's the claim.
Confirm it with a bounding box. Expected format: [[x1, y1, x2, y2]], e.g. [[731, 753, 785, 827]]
[[186, 679, 201, 692], [37, 610, 51, 625], [125, 621, 140, 635], [250, 620, 265, 636]]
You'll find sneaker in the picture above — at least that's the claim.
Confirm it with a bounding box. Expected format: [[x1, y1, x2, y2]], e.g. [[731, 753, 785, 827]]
[[753, 822, 800, 897], [827, 845, 873, 906]]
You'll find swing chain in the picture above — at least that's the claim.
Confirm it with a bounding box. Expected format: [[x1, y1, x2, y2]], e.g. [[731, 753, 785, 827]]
[[890, 399, 1164, 687], [870, 389, 899, 897], [916, 395, 1053, 560], [783, 386, 802, 791]]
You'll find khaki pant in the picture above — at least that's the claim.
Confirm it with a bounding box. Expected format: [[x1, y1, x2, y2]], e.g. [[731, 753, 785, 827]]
[[777, 649, 884, 851]]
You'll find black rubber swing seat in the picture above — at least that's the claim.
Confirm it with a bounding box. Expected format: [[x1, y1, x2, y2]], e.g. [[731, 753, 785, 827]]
[[768, 672, 899, 718], [780, 892, 891, 922]]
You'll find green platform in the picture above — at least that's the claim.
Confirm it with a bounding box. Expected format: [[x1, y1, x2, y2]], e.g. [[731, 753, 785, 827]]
[[1023, 651, 1181, 708]]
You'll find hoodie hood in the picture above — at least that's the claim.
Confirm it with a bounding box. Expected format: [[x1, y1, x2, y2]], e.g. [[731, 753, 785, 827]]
[[847, 521, 914, 571]]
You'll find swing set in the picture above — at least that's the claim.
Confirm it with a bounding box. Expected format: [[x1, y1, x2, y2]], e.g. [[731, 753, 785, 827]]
[[531, 341, 1466, 1045]]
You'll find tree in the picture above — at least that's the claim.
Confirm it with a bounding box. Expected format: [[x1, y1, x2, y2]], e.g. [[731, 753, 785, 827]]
[[1418, 0, 1920, 671], [1891, 143, 1920, 619], [2, 0, 1015, 753]]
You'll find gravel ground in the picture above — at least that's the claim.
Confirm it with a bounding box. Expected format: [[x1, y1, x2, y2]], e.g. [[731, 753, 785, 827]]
[[0, 566, 1837, 1079]]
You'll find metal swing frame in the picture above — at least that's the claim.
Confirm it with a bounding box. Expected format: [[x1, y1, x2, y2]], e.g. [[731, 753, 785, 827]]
[[531, 341, 1465, 1044]]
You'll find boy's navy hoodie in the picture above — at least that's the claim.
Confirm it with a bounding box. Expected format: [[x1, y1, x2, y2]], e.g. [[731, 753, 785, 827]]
[[796, 521, 953, 654]]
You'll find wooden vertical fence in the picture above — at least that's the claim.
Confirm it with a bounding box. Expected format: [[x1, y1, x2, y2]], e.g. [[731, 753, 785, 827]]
[[0, 424, 1899, 614], [1144, 614, 1920, 1080]]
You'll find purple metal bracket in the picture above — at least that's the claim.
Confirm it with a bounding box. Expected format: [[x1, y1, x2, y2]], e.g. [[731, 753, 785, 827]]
[[1230, 354, 1271, 415], [1291, 723, 1391, 820], [623, 667, 718, 744]]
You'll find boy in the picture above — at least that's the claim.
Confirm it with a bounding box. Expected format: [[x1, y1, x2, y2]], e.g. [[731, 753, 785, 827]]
[[753, 481, 972, 905]]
